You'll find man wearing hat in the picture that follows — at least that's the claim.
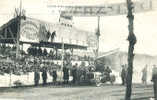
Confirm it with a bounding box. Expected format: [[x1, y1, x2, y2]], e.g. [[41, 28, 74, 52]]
[[42, 67, 47, 85], [152, 65, 157, 100], [34, 67, 40, 86], [121, 65, 127, 85]]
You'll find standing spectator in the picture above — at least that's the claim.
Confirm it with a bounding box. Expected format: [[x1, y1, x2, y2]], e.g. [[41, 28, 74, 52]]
[[34, 68, 40, 86], [49, 67, 54, 83], [42, 67, 47, 85], [121, 65, 127, 85], [141, 65, 148, 85], [80, 62, 86, 81], [72, 63, 77, 84], [104, 66, 112, 80], [151, 65, 157, 100], [63, 63, 69, 84], [76, 65, 82, 84], [52, 68, 57, 83]]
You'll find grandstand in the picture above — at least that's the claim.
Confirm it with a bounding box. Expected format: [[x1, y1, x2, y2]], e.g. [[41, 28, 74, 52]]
[[0, 16, 97, 52]]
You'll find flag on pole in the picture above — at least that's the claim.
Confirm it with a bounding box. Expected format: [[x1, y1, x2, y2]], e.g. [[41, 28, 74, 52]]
[[96, 16, 100, 37]]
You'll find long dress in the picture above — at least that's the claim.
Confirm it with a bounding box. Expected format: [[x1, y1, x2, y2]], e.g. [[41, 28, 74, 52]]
[[142, 67, 147, 83]]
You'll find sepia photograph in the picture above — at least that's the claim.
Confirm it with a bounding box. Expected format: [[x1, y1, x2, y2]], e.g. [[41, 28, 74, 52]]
[[0, 0, 157, 100]]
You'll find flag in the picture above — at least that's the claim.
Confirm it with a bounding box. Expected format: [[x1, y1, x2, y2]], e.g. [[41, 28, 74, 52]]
[[96, 16, 100, 36]]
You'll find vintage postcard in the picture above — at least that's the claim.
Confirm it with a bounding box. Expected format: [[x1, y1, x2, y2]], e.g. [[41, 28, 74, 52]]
[[0, 0, 157, 100]]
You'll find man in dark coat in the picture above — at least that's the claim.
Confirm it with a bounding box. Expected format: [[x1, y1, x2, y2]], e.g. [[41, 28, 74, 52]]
[[104, 66, 112, 81], [151, 65, 157, 100], [72, 63, 77, 84], [121, 65, 127, 85], [34, 68, 40, 86], [63, 64, 69, 84], [42, 67, 47, 85], [52, 68, 57, 83]]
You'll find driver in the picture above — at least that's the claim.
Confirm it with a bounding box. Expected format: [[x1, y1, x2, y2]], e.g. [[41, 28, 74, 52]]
[[104, 66, 112, 80]]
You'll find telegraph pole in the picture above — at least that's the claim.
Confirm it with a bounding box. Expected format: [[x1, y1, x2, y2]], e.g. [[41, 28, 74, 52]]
[[125, 0, 137, 100], [95, 16, 100, 58], [16, 0, 22, 59], [61, 37, 64, 82]]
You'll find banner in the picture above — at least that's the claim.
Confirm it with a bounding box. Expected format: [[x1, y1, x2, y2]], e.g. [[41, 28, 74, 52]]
[[20, 18, 40, 43], [20, 17, 54, 43], [54, 0, 152, 16], [20, 17, 95, 48]]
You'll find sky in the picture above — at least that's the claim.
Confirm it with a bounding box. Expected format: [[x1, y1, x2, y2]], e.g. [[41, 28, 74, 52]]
[[0, 0, 157, 55]]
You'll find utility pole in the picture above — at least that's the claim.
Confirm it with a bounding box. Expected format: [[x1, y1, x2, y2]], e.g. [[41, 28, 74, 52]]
[[16, 0, 22, 59], [125, 0, 137, 100], [95, 16, 100, 58], [61, 37, 64, 82]]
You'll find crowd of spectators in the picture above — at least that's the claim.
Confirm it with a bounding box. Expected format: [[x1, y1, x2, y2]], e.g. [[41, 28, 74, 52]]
[[0, 44, 93, 61], [0, 59, 61, 75], [0, 44, 96, 86]]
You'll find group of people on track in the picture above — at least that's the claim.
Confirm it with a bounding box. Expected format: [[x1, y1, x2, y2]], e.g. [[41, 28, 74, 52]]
[[33, 61, 96, 86]]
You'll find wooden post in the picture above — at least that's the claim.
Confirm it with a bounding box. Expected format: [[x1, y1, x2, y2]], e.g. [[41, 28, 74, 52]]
[[16, 17, 21, 59], [21, 43, 23, 57], [96, 16, 100, 58], [70, 48, 73, 61], [125, 0, 137, 100], [60, 38, 64, 82], [26, 61, 29, 83], [9, 63, 12, 87]]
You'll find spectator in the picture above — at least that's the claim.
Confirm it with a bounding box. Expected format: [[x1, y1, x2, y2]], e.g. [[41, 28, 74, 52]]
[[104, 66, 112, 81], [72, 63, 77, 84], [34, 68, 40, 86], [63, 63, 69, 84], [52, 68, 57, 83], [151, 65, 157, 100], [141, 65, 148, 85], [42, 67, 47, 85], [121, 65, 127, 85]]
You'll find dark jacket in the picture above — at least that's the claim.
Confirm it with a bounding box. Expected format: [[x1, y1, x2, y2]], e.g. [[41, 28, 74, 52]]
[[34, 71, 40, 81], [121, 68, 126, 78], [63, 67, 69, 80], [42, 70, 47, 80]]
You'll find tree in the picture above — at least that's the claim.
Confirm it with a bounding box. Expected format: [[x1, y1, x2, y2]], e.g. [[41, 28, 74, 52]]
[[125, 0, 137, 100]]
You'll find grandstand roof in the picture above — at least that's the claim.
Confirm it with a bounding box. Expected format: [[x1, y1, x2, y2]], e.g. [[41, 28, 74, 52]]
[[0, 16, 89, 50]]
